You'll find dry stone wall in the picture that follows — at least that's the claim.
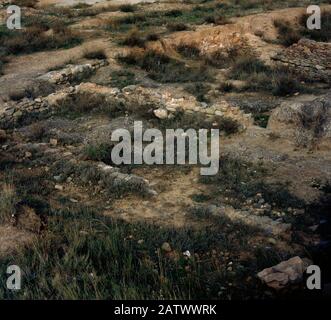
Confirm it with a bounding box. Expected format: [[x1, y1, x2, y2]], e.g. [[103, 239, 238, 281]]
[[1, 81, 253, 130], [272, 39, 331, 83]]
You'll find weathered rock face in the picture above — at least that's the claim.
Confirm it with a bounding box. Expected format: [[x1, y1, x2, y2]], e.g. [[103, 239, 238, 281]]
[[268, 91, 331, 149], [272, 39, 331, 83], [257, 256, 311, 290]]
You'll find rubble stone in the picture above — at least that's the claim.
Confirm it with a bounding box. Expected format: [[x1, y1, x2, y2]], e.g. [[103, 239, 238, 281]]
[[272, 39, 331, 83]]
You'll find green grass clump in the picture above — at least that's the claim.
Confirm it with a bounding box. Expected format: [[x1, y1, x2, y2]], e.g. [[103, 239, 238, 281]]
[[167, 22, 189, 32], [83, 144, 112, 162], [119, 4, 136, 13], [0, 184, 17, 223], [185, 82, 211, 102], [153, 110, 239, 135], [273, 19, 301, 46], [120, 28, 146, 47], [176, 43, 201, 59], [229, 56, 271, 80], [118, 49, 212, 83], [204, 15, 231, 25], [83, 49, 107, 60], [109, 70, 138, 89], [1, 21, 81, 56], [229, 56, 312, 96], [11, 0, 38, 7], [253, 114, 270, 128], [191, 193, 212, 203], [58, 93, 108, 117]]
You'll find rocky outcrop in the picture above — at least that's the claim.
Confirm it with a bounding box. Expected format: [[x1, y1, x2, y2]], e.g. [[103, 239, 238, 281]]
[[272, 39, 331, 83], [268, 91, 331, 149], [257, 256, 311, 290]]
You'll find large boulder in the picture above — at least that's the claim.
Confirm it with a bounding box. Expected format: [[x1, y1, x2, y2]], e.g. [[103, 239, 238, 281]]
[[268, 92, 331, 149], [257, 256, 311, 290]]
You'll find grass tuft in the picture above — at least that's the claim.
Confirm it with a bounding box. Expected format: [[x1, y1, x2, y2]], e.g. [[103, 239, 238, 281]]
[[83, 49, 107, 60], [118, 49, 212, 83], [0, 183, 17, 223]]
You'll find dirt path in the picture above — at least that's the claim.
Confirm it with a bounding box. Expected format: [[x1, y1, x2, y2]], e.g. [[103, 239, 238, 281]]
[[105, 167, 204, 228]]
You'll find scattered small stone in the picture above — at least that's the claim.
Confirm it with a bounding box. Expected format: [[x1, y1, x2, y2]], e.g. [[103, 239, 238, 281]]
[[183, 250, 191, 258], [54, 184, 64, 191], [63, 152, 73, 157], [309, 225, 319, 232], [49, 138, 58, 146], [153, 108, 168, 119], [264, 203, 272, 211], [267, 238, 277, 245], [161, 242, 172, 252], [53, 175, 62, 182], [258, 198, 265, 205]]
